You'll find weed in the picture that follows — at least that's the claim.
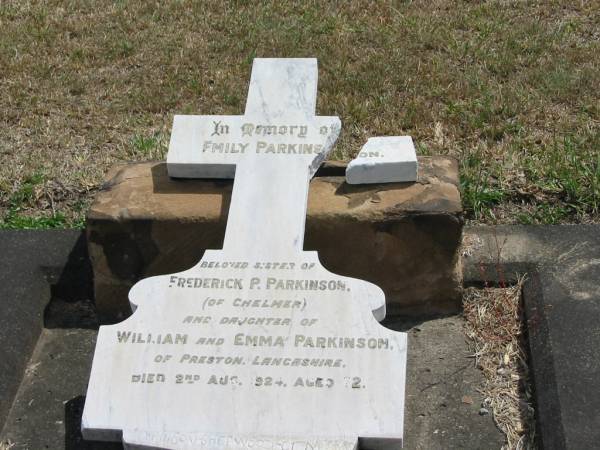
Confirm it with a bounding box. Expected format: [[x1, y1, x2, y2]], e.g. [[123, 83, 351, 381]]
[[0, 211, 68, 230], [131, 134, 158, 155], [111, 39, 134, 59], [130, 133, 168, 160], [517, 203, 571, 225], [461, 152, 505, 220], [223, 92, 241, 108], [10, 173, 46, 209]]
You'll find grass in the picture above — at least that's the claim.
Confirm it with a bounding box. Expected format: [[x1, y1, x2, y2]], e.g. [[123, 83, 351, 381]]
[[0, 0, 599, 227]]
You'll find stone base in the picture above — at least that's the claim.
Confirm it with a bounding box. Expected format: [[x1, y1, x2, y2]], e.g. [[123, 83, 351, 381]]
[[87, 157, 463, 322]]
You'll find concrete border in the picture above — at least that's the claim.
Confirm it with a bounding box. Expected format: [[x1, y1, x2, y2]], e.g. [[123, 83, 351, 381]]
[[463, 225, 600, 450], [0, 230, 91, 431]]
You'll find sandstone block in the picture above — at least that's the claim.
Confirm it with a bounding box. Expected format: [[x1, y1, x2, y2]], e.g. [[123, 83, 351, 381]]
[[87, 156, 463, 322]]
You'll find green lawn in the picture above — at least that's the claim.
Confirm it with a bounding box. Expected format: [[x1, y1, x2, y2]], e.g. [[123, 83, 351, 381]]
[[1, 0, 598, 228]]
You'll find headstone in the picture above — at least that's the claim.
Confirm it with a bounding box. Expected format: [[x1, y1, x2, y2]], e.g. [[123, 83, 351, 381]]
[[83, 58, 407, 449], [346, 136, 418, 184]]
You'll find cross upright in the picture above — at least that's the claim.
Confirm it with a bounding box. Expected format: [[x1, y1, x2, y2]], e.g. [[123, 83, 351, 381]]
[[167, 58, 340, 260]]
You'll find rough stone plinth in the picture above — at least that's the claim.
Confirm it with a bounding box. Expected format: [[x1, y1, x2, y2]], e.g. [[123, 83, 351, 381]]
[[88, 156, 463, 322]]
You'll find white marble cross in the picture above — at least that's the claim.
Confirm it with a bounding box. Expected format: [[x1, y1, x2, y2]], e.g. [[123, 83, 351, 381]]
[[83, 59, 407, 450]]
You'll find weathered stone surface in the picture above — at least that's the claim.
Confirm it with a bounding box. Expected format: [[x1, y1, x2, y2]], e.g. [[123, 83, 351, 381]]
[[88, 156, 463, 322]]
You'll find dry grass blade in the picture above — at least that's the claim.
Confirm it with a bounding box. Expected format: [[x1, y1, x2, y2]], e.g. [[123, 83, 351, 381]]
[[464, 279, 536, 450], [0, 440, 15, 450]]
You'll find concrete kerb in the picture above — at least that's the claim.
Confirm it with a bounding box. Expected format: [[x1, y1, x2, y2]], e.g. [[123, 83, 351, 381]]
[[463, 225, 600, 450], [0, 230, 90, 433]]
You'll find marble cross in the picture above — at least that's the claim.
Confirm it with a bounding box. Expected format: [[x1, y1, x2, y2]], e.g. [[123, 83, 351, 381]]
[[82, 58, 407, 450]]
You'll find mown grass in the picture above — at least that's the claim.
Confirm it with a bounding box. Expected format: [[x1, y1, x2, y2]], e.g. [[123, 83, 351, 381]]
[[0, 0, 598, 227]]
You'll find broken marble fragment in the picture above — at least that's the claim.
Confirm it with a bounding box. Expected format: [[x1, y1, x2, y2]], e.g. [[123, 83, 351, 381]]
[[346, 136, 418, 184]]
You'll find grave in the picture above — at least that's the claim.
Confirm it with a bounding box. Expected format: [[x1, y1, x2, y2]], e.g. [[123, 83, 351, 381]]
[[0, 230, 503, 449], [463, 225, 600, 449], [82, 59, 408, 449]]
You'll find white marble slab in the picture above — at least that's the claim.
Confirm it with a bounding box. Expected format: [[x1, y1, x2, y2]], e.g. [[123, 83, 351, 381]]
[[346, 136, 418, 184], [83, 58, 407, 450]]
